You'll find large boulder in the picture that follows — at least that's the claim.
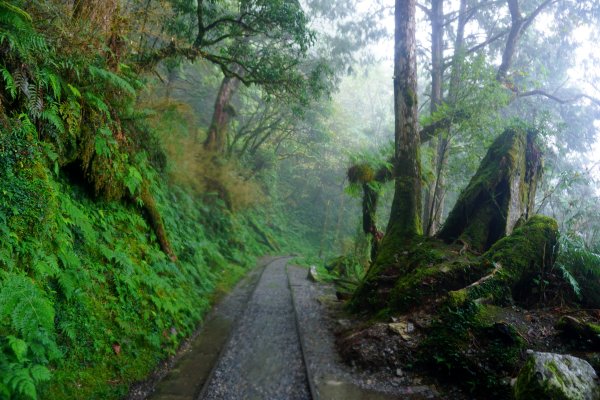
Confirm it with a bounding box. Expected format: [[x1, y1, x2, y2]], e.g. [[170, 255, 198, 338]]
[[437, 127, 542, 252], [514, 351, 600, 400]]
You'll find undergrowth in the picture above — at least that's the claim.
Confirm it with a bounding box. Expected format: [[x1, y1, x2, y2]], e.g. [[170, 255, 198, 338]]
[[555, 233, 600, 307], [0, 3, 277, 399]]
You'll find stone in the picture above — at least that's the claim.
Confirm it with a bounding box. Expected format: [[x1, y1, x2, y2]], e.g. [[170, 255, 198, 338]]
[[307, 265, 319, 282], [437, 128, 542, 252], [514, 351, 600, 400], [388, 321, 414, 341]]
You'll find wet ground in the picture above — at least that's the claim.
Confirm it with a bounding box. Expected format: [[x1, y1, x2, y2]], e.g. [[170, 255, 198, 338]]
[[142, 257, 432, 400], [199, 257, 310, 400], [143, 258, 270, 400]]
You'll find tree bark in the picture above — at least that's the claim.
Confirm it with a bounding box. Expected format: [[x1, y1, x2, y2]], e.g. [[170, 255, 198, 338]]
[[382, 0, 421, 248], [423, 0, 444, 235], [425, 0, 468, 236], [496, 0, 525, 82], [362, 183, 381, 261], [204, 73, 242, 153]]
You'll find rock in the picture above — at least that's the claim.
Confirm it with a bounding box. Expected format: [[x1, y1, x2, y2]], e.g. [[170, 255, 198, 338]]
[[556, 316, 600, 350], [388, 321, 414, 340], [514, 351, 600, 400], [307, 265, 319, 282], [437, 127, 542, 252]]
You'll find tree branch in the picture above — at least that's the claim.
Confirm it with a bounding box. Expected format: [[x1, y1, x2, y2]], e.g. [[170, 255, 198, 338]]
[[517, 89, 600, 107]]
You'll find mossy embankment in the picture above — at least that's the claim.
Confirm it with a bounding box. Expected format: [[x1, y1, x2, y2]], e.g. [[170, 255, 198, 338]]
[[0, 127, 275, 399], [0, 4, 283, 399]]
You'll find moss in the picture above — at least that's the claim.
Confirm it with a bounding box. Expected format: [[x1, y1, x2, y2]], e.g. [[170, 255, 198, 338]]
[[443, 215, 559, 307], [351, 237, 485, 313], [447, 289, 468, 308], [347, 163, 375, 184], [418, 301, 524, 398], [437, 127, 542, 252]]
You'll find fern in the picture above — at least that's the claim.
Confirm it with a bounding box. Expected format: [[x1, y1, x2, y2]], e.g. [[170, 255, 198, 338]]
[[84, 91, 110, 114], [7, 336, 28, 362], [0, 274, 58, 399], [40, 102, 65, 134], [0, 1, 32, 23], [88, 65, 136, 97], [0, 66, 17, 98], [0, 274, 55, 341], [555, 233, 600, 303], [6, 368, 37, 400], [124, 166, 143, 196]]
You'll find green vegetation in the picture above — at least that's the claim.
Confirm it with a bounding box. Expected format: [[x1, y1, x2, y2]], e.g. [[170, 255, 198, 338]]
[[0, 2, 291, 398], [2, 0, 600, 399]]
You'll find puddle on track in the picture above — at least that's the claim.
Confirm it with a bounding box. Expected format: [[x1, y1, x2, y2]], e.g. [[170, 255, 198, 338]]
[[147, 262, 267, 400]]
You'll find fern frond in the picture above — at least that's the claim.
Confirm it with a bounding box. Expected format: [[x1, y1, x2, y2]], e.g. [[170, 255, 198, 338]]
[[0, 1, 32, 22], [0, 274, 55, 341], [0, 66, 17, 99], [84, 91, 110, 114], [7, 335, 28, 362], [40, 102, 65, 134], [6, 368, 38, 400], [88, 66, 136, 97]]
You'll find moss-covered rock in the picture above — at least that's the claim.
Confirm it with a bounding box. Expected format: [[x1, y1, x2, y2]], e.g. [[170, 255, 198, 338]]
[[556, 316, 600, 350], [419, 302, 525, 398], [514, 352, 600, 400], [448, 215, 559, 306], [437, 127, 542, 252], [351, 238, 482, 312]]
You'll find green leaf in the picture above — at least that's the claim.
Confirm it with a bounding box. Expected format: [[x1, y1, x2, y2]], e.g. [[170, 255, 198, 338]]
[[0, 1, 33, 22], [124, 166, 143, 196], [8, 336, 28, 362], [7, 369, 37, 400], [66, 84, 81, 98], [0, 66, 17, 99], [29, 365, 51, 383], [94, 135, 110, 157]]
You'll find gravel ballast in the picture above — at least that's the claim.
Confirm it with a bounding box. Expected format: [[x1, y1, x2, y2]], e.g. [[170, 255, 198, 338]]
[[200, 258, 310, 400]]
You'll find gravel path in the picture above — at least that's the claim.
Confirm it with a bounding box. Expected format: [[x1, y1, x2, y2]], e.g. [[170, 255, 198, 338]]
[[287, 265, 437, 400], [145, 257, 272, 400], [199, 258, 310, 400]]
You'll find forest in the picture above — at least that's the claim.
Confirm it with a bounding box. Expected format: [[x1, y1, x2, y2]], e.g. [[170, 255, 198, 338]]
[[0, 0, 600, 399]]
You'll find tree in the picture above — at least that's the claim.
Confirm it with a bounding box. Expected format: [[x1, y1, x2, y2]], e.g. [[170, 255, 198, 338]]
[[376, 0, 421, 260]]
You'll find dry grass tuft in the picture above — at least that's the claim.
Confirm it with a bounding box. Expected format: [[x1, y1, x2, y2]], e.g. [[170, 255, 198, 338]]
[[148, 99, 264, 210]]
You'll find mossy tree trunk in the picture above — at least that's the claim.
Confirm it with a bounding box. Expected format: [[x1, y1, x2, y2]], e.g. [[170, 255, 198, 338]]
[[352, 126, 546, 312], [437, 127, 542, 252], [362, 183, 380, 261], [140, 186, 177, 261], [383, 0, 421, 246], [350, 0, 420, 309]]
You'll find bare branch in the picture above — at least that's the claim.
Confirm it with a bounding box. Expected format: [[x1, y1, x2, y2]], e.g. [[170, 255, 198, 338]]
[[517, 89, 600, 107]]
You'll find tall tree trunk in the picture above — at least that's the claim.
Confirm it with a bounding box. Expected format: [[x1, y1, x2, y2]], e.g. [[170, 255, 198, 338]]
[[422, 0, 444, 235], [497, 0, 525, 82], [381, 0, 421, 247], [204, 74, 241, 153], [425, 0, 468, 236]]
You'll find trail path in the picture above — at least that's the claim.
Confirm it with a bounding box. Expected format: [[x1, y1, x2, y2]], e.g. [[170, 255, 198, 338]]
[[199, 257, 310, 400], [147, 257, 437, 400]]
